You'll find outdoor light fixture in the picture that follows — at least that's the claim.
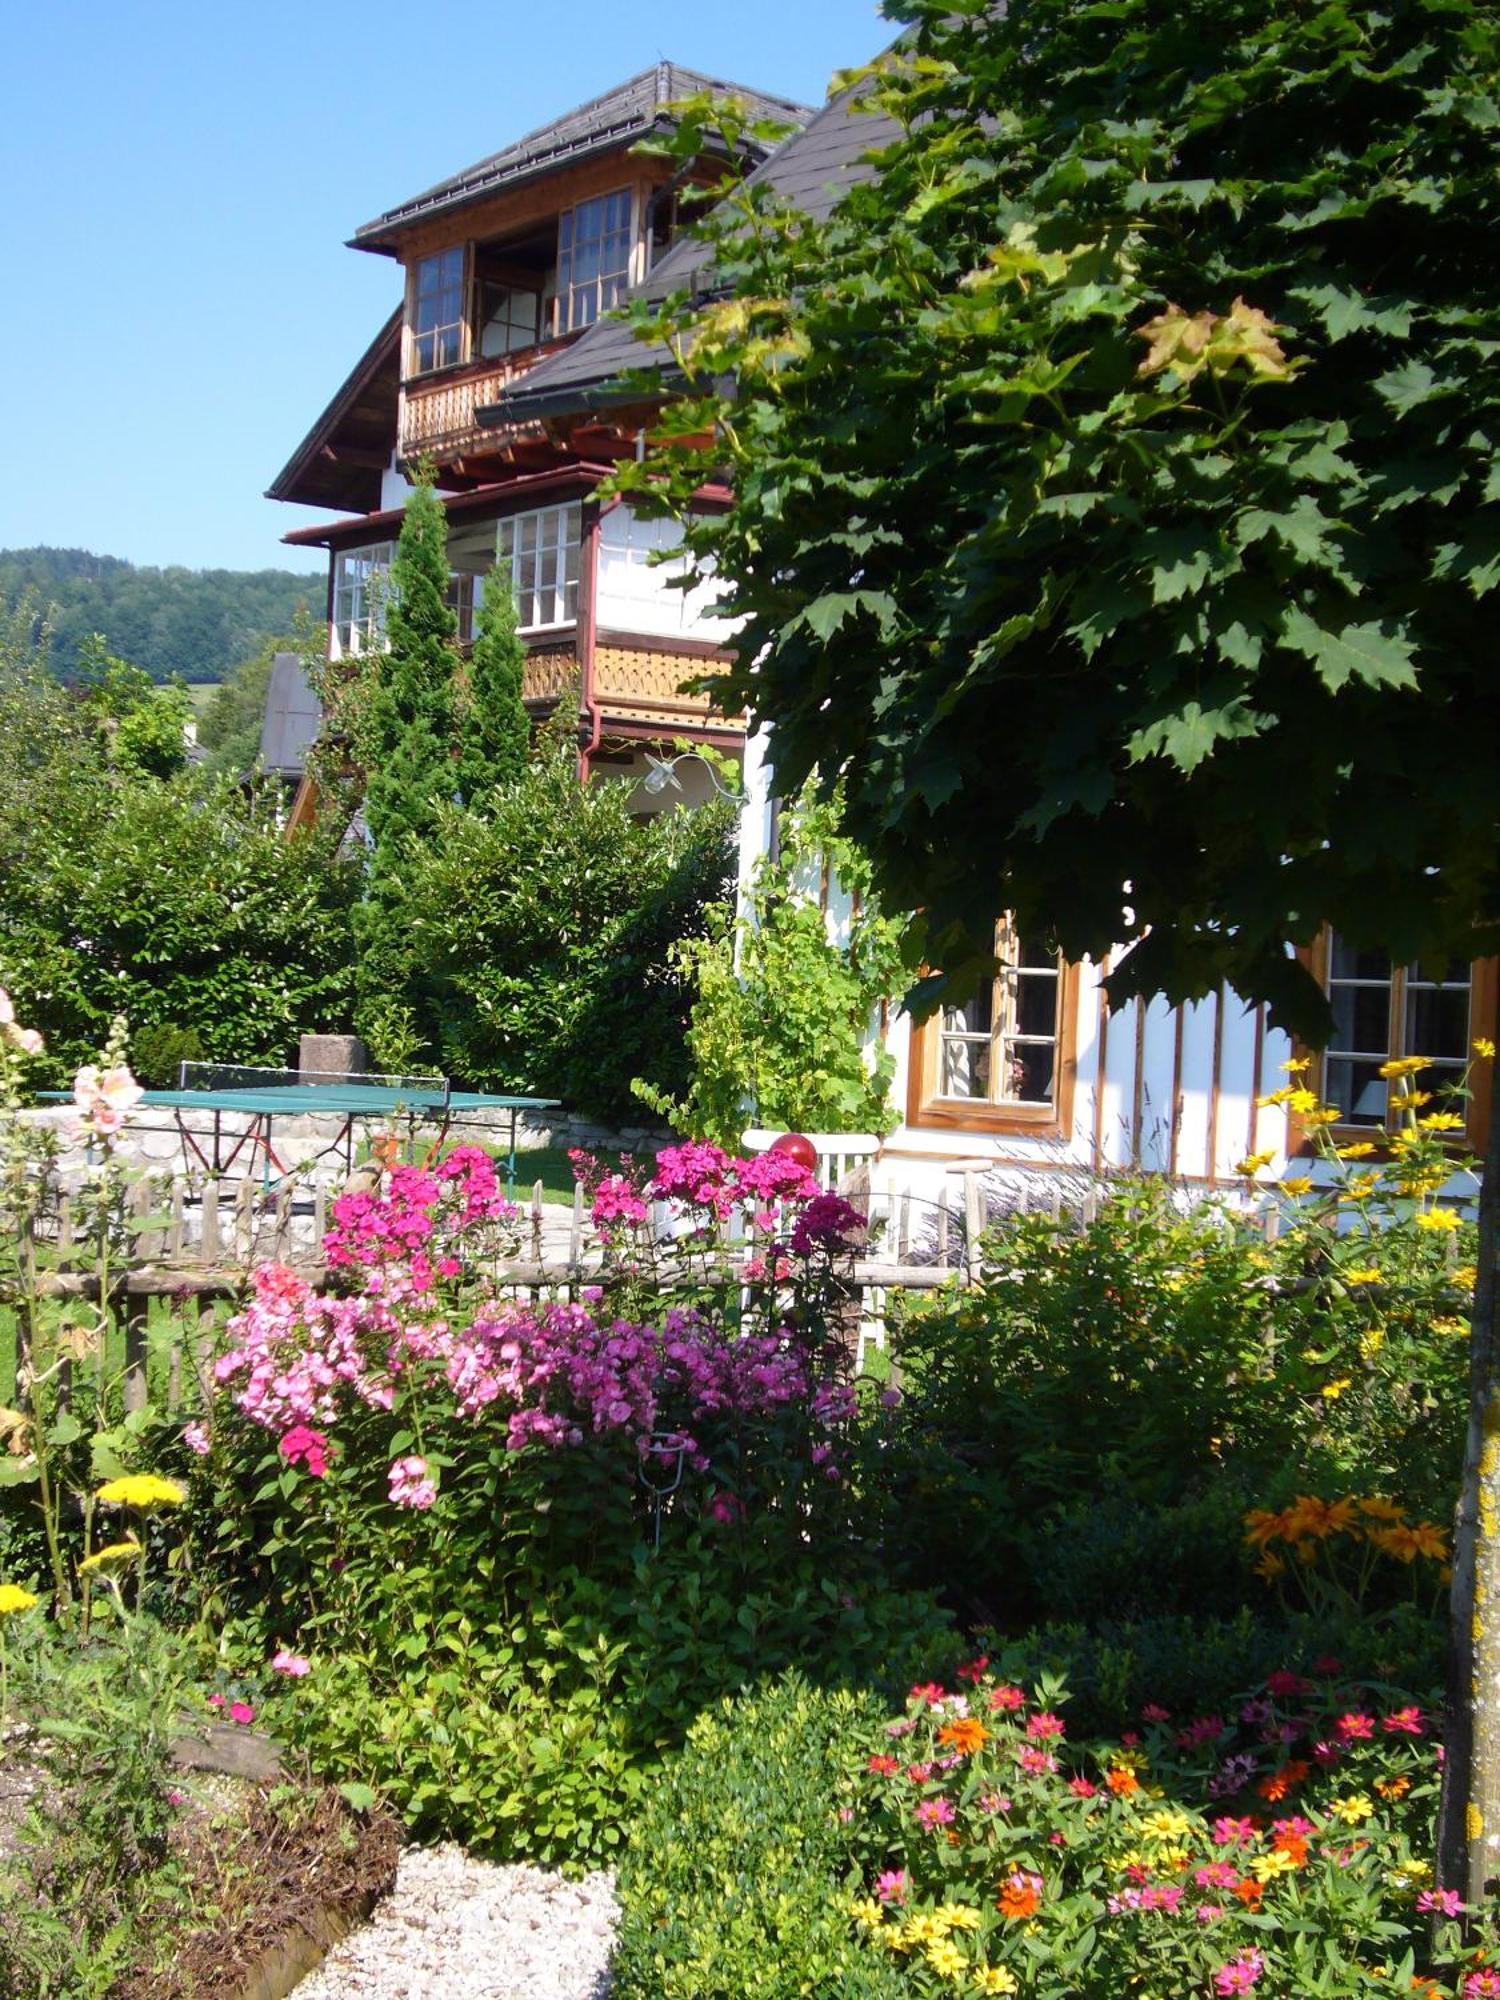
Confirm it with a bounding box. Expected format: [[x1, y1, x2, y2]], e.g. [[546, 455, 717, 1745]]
[[641, 751, 741, 803]]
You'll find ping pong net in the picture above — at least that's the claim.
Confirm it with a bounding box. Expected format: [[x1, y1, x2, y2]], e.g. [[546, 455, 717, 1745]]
[[176, 1062, 452, 1107]]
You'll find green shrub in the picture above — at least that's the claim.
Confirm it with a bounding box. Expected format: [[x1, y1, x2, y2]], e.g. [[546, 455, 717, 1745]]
[[870, 1177, 1470, 1627], [611, 1673, 906, 2000], [385, 735, 736, 1121]]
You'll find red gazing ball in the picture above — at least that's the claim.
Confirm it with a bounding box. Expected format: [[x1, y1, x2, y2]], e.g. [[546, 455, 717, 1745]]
[[769, 1132, 819, 1173]]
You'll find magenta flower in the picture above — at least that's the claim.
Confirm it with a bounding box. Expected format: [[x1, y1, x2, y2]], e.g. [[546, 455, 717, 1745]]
[[278, 1424, 331, 1477], [1027, 1710, 1065, 1739], [271, 1648, 311, 1678], [1214, 1950, 1264, 1995], [1417, 1888, 1462, 1916], [914, 1796, 956, 1829], [229, 1700, 255, 1726], [1335, 1711, 1374, 1740], [874, 1870, 907, 1904], [181, 1420, 210, 1456], [1383, 1705, 1425, 1735]]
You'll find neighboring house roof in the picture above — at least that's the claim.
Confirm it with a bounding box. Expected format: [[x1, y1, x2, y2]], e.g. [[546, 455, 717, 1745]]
[[478, 79, 904, 424], [351, 63, 812, 254], [266, 310, 401, 514], [258, 653, 322, 778]]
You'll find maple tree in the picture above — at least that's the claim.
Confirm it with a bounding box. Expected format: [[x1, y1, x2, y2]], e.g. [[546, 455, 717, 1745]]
[[619, 0, 1500, 1914]]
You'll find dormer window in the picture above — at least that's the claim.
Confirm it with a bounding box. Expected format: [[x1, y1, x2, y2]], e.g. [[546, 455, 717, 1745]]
[[411, 248, 465, 374], [557, 190, 633, 331]]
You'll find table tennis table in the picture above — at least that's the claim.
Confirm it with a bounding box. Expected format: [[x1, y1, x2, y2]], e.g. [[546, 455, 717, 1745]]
[[48, 1069, 560, 1192]]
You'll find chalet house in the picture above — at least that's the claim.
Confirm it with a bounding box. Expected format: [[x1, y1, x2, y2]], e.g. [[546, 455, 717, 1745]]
[[272, 64, 1496, 1203], [269, 64, 809, 811]]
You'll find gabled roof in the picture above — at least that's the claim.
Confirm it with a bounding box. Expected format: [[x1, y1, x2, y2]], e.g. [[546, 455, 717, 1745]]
[[266, 309, 401, 514], [477, 77, 904, 423], [351, 63, 812, 254]]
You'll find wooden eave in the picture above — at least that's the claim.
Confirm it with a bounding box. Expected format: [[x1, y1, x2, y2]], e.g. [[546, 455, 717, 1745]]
[[279, 462, 616, 554], [267, 310, 401, 515]]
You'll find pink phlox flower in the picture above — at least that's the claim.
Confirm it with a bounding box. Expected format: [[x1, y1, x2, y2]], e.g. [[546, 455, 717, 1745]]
[[788, 1192, 864, 1256], [387, 1454, 436, 1509], [181, 1420, 210, 1456], [278, 1425, 331, 1477], [271, 1648, 311, 1677]]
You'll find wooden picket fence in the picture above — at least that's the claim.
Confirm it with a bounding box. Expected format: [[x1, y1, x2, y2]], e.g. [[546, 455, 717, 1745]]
[[5, 1161, 1449, 1417]]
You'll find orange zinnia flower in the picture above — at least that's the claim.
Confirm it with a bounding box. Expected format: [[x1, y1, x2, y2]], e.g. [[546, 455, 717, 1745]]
[[938, 1717, 989, 1756], [1107, 1767, 1141, 1797], [1272, 1833, 1309, 1866], [1232, 1878, 1264, 1910], [1376, 1775, 1412, 1801], [1256, 1760, 1310, 1803], [997, 1871, 1043, 1920]]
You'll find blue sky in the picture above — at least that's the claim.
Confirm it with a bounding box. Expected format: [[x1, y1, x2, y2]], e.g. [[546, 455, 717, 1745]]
[[0, 0, 891, 576]]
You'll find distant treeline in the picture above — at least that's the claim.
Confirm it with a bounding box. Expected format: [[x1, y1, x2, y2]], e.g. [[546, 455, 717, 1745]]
[[0, 546, 323, 683]]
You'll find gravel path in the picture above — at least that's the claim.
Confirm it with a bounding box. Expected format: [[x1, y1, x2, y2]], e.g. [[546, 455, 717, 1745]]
[[292, 1845, 617, 2000]]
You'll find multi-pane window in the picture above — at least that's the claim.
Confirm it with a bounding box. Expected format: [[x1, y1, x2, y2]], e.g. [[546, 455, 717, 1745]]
[[410, 248, 465, 374], [446, 571, 477, 645], [331, 543, 394, 655], [496, 504, 581, 630], [557, 190, 633, 331], [1321, 935, 1474, 1126], [935, 922, 1065, 1109], [478, 281, 541, 358]]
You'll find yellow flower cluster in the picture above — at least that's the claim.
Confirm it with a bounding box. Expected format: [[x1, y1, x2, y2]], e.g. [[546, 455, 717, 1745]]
[[0, 1583, 40, 1616], [876, 1904, 984, 1957], [95, 1474, 184, 1510], [79, 1538, 143, 1574]]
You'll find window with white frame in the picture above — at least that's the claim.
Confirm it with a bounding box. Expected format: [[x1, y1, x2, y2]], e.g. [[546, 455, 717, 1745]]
[[930, 921, 1067, 1111], [410, 248, 465, 374], [557, 190, 633, 331], [332, 543, 394, 654], [496, 504, 581, 630]]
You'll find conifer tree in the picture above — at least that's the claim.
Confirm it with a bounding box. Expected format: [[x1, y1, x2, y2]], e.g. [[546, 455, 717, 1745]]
[[456, 567, 530, 803], [360, 470, 459, 872]]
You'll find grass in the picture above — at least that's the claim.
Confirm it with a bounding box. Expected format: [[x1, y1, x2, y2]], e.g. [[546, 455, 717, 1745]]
[[513, 1144, 637, 1206]]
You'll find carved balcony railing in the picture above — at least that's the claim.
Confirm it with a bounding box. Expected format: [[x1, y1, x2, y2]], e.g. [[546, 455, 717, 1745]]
[[399, 339, 574, 462]]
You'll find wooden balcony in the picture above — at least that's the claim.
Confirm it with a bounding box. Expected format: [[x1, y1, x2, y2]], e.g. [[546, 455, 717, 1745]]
[[593, 637, 743, 730], [399, 339, 573, 462]]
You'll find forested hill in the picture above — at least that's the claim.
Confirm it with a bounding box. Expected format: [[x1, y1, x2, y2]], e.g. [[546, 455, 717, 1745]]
[[0, 547, 323, 682]]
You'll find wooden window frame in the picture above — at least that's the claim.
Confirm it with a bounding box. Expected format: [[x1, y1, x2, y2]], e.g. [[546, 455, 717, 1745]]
[[1290, 931, 1497, 1156], [907, 926, 1079, 1139], [555, 187, 635, 334], [405, 245, 470, 380]]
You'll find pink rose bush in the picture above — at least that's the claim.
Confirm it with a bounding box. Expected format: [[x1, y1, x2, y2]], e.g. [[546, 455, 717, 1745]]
[[843, 1662, 1467, 1998]]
